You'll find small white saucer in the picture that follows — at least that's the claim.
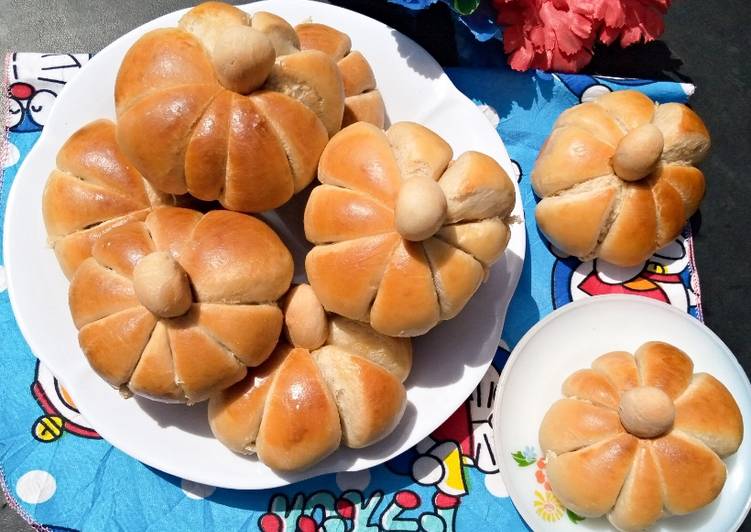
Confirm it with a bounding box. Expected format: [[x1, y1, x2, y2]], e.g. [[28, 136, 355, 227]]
[[493, 295, 751, 531]]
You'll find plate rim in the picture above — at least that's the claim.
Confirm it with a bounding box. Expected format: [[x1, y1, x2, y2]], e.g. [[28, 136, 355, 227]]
[[493, 294, 751, 531], [2, 0, 526, 489]]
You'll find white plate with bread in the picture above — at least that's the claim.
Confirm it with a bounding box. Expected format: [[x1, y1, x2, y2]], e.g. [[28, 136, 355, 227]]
[[494, 295, 751, 531], [3, 0, 525, 488]]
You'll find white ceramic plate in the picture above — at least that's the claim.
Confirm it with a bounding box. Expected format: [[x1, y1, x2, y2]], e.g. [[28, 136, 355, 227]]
[[3, 0, 525, 489], [494, 295, 751, 531]]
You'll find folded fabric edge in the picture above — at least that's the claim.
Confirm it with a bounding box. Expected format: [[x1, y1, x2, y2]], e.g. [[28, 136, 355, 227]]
[[1, 52, 11, 196], [0, 464, 48, 532], [684, 224, 704, 321], [1, 50, 49, 532]]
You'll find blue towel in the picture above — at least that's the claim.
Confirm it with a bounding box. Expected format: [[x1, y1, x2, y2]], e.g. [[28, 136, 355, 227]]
[[0, 52, 699, 531]]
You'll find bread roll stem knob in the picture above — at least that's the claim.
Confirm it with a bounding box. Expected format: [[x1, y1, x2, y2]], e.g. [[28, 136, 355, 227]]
[[133, 251, 192, 318], [210, 26, 276, 94], [618, 386, 675, 438], [395, 175, 447, 242], [283, 284, 329, 350], [612, 124, 664, 182]]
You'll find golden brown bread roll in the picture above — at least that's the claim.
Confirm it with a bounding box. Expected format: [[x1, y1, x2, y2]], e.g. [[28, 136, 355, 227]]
[[532, 90, 710, 267], [539, 341, 743, 530], [209, 314, 412, 471], [296, 22, 385, 128], [68, 206, 293, 404], [42, 119, 180, 279], [305, 121, 516, 336], [114, 2, 357, 212]]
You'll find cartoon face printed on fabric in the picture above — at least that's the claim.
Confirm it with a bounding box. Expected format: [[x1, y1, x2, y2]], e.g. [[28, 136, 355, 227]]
[[387, 345, 510, 499], [31, 361, 99, 442], [551, 236, 697, 314], [7, 53, 89, 133]]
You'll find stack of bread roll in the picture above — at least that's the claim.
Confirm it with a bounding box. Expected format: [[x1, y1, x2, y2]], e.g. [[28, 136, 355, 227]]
[[40, 1, 517, 473]]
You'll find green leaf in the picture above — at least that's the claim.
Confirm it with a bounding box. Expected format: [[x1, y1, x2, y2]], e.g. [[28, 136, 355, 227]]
[[452, 0, 481, 15], [566, 509, 586, 524], [511, 451, 535, 467]]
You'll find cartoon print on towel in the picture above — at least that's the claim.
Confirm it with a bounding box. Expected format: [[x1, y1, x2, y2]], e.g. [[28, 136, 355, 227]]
[[31, 360, 100, 442], [388, 345, 509, 499], [7, 53, 90, 133], [551, 234, 698, 316], [384, 344, 510, 505], [258, 488, 461, 532]]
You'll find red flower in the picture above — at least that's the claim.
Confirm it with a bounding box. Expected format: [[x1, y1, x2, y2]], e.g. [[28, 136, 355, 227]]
[[580, 0, 670, 46], [493, 0, 671, 72]]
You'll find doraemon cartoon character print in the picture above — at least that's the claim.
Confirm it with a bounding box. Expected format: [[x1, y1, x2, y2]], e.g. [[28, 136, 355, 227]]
[[7, 53, 90, 133], [551, 235, 699, 317], [30, 361, 100, 443]]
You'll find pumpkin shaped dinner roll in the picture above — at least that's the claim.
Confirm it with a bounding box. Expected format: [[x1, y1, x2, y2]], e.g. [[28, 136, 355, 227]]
[[295, 22, 386, 128], [115, 1, 353, 212], [304, 121, 516, 337], [208, 299, 412, 472], [68, 206, 293, 404], [43, 119, 176, 279], [532, 90, 710, 267], [539, 341, 743, 531]]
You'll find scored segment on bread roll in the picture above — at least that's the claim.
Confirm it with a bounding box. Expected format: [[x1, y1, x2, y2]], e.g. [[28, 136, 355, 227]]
[[532, 90, 710, 267], [305, 121, 516, 337], [115, 2, 387, 213], [539, 341, 743, 530], [209, 296, 412, 471], [68, 206, 293, 404]]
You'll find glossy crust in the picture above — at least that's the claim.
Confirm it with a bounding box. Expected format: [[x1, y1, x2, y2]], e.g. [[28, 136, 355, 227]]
[[42, 119, 177, 279], [256, 346, 342, 471], [68, 206, 293, 404], [296, 22, 385, 128], [114, 3, 349, 212], [305, 121, 516, 337], [208, 314, 411, 471], [539, 341, 743, 530], [532, 90, 710, 266]]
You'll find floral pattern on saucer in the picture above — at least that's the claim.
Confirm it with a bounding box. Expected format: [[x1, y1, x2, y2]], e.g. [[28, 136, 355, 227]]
[[512, 447, 586, 525]]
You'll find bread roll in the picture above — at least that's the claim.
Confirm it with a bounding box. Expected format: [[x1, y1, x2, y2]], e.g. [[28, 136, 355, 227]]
[[68, 206, 293, 403], [114, 3, 357, 212], [532, 90, 710, 266], [305, 121, 516, 337], [539, 341, 743, 530], [209, 314, 412, 471]]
